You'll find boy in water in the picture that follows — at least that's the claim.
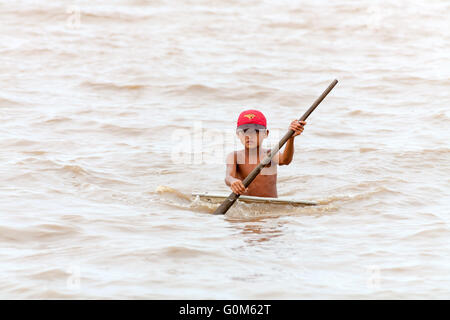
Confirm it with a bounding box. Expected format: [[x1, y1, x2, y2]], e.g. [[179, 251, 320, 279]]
[[225, 110, 306, 198]]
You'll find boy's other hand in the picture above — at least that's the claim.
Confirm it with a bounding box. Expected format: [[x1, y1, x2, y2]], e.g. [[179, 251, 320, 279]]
[[290, 120, 306, 137], [230, 179, 247, 194]]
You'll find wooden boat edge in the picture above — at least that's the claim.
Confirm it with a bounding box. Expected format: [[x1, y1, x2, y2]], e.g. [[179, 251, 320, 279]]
[[192, 193, 317, 206]]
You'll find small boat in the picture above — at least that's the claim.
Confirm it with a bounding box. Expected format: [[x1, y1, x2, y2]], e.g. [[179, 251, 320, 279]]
[[192, 193, 317, 207]]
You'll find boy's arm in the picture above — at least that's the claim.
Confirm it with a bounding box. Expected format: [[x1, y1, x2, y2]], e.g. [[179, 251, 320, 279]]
[[225, 152, 247, 194], [279, 120, 306, 166]]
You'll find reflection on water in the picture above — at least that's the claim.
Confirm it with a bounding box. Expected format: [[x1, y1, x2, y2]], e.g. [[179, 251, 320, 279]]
[[227, 217, 285, 244]]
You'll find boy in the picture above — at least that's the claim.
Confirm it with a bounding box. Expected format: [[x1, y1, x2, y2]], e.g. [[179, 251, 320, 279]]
[[225, 110, 306, 198]]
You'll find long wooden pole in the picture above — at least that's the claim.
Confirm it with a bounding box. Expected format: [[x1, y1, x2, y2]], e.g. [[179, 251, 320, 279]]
[[213, 79, 339, 215]]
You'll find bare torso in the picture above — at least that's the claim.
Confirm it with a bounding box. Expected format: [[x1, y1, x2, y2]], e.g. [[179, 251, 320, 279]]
[[233, 149, 278, 198]]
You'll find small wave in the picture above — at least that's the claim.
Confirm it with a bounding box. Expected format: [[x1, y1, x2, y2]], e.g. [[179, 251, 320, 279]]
[[347, 109, 380, 117], [0, 224, 80, 242], [159, 246, 215, 258], [375, 265, 423, 274], [80, 80, 147, 91], [420, 148, 450, 155], [187, 84, 217, 93], [3, 171, 40, 184], [3, 138, 39, 147], [23, 158, 134, 190], [12, 158, 91, 179], [164, 84, 221, 96], [156, 185, 192, 201], [359, 147, 378, 153], [265, 21, 309, 30], [38, 117, 73, 125], [21, 150, 48, 156], [37, 290, 80, 300], [61, 165, 90, 176], [100, 123, 148, 137], [151, 224, 190, 232], [0, 96, 22, 106], [3, 5, 67, 23], [427, 111, 449, 122], [392, 148, 450, 161], [401, 226, 450, 241], [80, 7, 155, 22], [26, 268, 71, 281], [315, 131, 356, 138], [317, 186, 402, 205], [312, 148, 356, 154]]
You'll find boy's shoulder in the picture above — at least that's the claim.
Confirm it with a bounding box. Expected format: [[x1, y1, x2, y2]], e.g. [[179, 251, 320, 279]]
[[226, 150, 239, 164]]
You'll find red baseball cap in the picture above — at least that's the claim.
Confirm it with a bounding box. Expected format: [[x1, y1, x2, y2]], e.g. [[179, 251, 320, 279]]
[[237, 110, 267, 129]]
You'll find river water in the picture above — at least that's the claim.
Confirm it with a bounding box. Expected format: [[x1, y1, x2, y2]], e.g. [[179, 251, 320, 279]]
[[1, 0, 449, 299]]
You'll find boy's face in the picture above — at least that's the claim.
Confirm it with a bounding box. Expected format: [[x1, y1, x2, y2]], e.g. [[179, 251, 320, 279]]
[[236, 128, 268, 149]]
